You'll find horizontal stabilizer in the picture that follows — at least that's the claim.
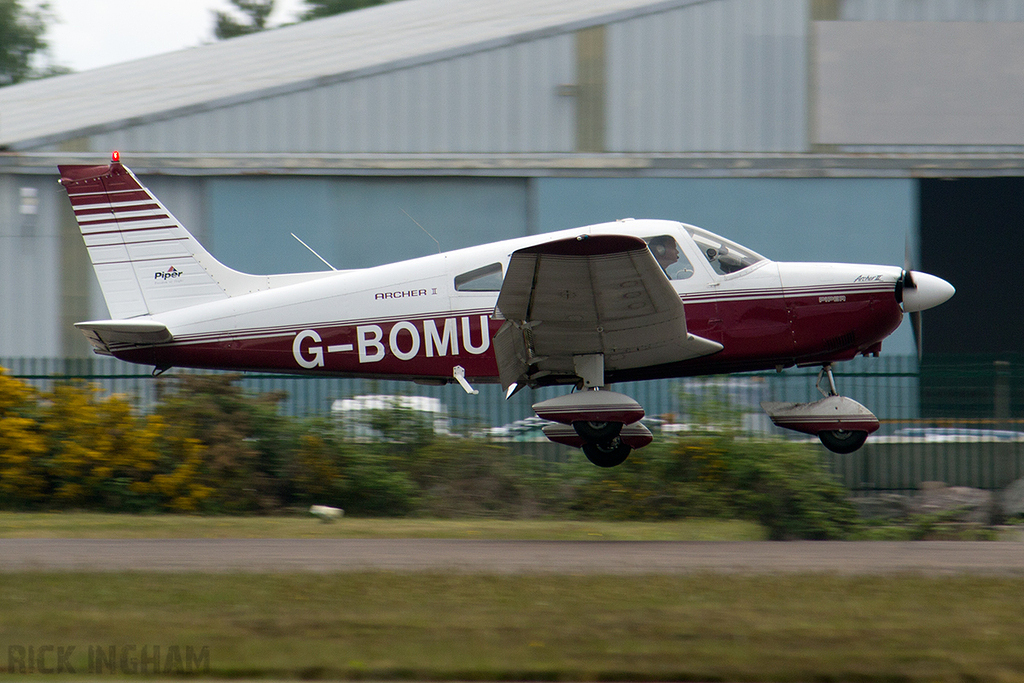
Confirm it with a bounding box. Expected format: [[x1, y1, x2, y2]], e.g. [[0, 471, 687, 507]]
[[75, 319, 172, 355]]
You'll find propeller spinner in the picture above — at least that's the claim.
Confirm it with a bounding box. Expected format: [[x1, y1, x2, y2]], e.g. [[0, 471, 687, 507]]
[[896, 268, 955, 359]]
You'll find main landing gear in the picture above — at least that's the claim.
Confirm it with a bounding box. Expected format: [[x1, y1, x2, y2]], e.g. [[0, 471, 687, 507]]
[[533, 390, 653, 467], [532, 353, 652, 467], [761, 364, 880, 454]]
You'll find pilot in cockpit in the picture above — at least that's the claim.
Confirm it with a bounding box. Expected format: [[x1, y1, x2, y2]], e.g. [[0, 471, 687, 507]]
[[648, 235, 679, 273]]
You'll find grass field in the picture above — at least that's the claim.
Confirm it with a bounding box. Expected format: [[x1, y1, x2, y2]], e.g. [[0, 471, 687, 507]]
[[0, 512, 766, 540], [3, 514, 1023, 681], [2, 572, 1024, 681]]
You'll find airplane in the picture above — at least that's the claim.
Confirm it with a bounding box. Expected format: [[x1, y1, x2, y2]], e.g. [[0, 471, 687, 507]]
[[58, 152, 955, 467]]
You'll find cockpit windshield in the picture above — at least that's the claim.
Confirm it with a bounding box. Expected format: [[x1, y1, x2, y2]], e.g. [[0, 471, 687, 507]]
[[684, 226, 765, 276]]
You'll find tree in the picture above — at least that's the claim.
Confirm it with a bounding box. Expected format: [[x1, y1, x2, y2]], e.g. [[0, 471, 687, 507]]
[[0, 0, 52, 86], [212, 0, 396, 41], [300, 0, 393, 21], [214, 0, 275, 40]]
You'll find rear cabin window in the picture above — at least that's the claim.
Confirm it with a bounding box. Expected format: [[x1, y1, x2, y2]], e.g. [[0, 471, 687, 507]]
[[455, 262, 503, 292]]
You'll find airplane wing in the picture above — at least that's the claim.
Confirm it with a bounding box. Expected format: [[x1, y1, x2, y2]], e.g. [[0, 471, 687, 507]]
[[74, 320, 172, 356], [493, 234, 722, 390]]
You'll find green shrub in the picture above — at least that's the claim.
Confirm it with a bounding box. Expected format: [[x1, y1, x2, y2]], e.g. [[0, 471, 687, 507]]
[[154, 374, 297, 513], [569, 433, 859, 539], [289, 420, 418, 516], [0, 371, 862, 535]]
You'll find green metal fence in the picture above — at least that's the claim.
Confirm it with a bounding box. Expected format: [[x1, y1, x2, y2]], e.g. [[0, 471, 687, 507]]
[[4, 354, 1023, 492]]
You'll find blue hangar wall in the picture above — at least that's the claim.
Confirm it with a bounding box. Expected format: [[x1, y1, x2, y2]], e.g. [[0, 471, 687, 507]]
[[182, 175, 917, 354]]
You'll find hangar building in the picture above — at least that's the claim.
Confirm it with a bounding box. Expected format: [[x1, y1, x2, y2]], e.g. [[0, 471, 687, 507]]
[[0, 0, 1021, 364]]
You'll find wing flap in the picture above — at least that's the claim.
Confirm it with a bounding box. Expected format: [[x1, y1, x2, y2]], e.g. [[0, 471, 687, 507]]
[[74, 319, 172, 355], [494, 234, 721, 389]]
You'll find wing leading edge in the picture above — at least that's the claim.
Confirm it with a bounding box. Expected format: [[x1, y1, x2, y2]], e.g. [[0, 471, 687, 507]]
[[493, 234, 722, 390]]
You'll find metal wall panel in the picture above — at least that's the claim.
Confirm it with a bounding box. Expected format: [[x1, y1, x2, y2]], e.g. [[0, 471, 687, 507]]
[[607, 0, 808, 152], [816, 22, 1024, 146], [817, 1, 1024, 153], [90, 34, 576, 154], [840, 0, 1024, 21], [0, 176, 64, 357]]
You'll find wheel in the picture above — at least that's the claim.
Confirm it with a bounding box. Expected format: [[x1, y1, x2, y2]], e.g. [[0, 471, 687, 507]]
[[582, 439, 632, 468], [572, 420, 622, 441], [818, 429, 868, 454]]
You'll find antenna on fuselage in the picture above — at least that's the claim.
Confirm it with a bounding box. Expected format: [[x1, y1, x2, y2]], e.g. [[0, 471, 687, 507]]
[[401, 208, 441, 254], [290, 233, 337, 271]]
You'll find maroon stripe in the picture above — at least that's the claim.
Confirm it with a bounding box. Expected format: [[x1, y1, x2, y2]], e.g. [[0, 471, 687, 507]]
[[75, 203, 161, 217], [70, 190, 151, 206]]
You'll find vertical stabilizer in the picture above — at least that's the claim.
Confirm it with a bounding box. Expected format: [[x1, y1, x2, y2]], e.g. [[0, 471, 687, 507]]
[[59, 153, 243, 318]]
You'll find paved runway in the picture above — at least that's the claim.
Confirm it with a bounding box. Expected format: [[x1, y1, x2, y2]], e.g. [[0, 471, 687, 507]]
[[2, 539, 1024, 574]]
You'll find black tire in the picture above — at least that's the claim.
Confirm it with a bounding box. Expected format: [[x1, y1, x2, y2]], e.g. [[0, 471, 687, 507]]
[[582, 439, 632, 467], [818, 429, 868, 454], [572, 420, 623, 441]]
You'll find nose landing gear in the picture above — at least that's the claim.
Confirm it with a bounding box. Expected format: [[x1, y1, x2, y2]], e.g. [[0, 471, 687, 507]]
[[761, 364, 879, 454]]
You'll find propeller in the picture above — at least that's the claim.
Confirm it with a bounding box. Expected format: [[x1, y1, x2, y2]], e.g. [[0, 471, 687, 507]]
[[902, 237, 923, 360], [896, 235, 954, 360]]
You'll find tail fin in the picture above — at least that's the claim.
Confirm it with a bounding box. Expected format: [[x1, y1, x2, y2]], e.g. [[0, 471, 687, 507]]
[[59, 153, 258, 319]]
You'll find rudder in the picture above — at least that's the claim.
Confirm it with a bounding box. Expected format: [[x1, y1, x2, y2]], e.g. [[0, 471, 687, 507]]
[[59, 153, 241, 319]]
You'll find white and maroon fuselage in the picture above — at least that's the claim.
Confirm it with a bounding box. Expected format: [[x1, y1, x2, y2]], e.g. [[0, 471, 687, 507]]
[[106, 220, 905, 385]]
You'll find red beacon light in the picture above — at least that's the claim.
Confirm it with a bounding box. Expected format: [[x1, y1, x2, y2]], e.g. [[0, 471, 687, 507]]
[[111, 150, 120, 163]]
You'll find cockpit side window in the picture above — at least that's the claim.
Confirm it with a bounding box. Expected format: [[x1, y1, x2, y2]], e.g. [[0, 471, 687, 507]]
[[645, 235, 694, 280], [685, 226, 764, 276], [455, 262, 504, 291]]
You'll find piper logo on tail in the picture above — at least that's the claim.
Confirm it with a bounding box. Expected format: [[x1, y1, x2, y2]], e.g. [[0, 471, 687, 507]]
[[155, 266, 182, 281]]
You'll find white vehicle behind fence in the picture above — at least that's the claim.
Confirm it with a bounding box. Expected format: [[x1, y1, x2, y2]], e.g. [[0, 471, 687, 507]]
[[331, 395, 451, 440]]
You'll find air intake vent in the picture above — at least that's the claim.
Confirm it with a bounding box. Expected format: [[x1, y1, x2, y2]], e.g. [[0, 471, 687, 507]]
[[825, 332, 856, 352]]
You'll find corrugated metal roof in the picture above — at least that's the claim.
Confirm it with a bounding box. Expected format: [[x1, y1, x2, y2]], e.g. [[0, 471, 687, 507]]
[[0, 0, 705, 150]]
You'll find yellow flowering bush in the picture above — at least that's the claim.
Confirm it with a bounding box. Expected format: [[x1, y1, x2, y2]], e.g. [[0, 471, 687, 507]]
[[0, 368, 47, 505], [40, 382, 163, 507]]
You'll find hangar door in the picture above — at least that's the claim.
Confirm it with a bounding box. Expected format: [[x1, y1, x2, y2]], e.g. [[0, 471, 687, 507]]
[[919, 177, 1024, 421], [920, 177, 1024, 356]]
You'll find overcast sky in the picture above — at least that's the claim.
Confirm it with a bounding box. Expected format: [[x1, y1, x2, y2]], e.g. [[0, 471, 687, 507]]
[[38, 0, 307, 72]]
